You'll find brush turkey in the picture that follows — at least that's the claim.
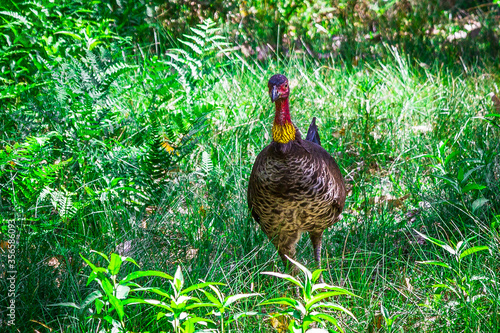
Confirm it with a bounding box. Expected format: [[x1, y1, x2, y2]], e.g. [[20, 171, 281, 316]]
[[247, 74, 346, 272]]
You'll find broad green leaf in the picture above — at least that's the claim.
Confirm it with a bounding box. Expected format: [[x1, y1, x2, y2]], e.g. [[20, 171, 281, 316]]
[[108, 294, 124, 321], [260, 297, 306, 314], [413, 230, 456, 255], [462, 183, 487, 193], [472, 198, 489, 212], [224, 293, 261, 307], [100, 277, 114, 297], [259, 297, 298, 307], [311, 269, 325, 283], [306, 291, 351, 310], [121, 270, 173, 283], [90, 250, 109, 263], [417, 260, 451, 269], [206, 284, 223, 302], [124, 298, 173, 311], [310, 302, 357, 319], [312, 284, 359, 298], [444, 150, 459, 166], [459, 246, 489, 259], [201, 289, 222, 307], [173, 266, 184, 291], [133, 287, 170, 297], [115, 285, 130, 300], [95, 298, 104, 314], [457, 167, 464, 182], [261, 272, 303, 288], [80, 253, 102, 274], [55, 31, 82, 40], [185, 302, 219, 310], [80, 290, 103, 310], [181, 282, 224, 295], [286, 255, 312, 280], [108, 253, 122, 275], [310, 313, 341, 332]]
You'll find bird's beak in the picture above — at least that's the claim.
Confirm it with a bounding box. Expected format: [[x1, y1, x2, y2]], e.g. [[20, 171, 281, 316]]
[[270, 86, 280, 102]]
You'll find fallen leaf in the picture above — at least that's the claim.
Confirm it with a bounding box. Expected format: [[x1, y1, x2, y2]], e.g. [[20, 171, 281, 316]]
[[269, 313, 289, 333]]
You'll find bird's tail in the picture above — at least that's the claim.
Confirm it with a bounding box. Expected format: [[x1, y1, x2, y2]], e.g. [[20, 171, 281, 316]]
[[305, 117, 321, 146]]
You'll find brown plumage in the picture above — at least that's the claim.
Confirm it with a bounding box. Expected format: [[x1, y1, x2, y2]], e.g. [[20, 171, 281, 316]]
[[247, 74, 346, 272]]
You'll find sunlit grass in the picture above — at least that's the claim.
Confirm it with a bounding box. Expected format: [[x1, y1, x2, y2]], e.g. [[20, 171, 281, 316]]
[[2, 44, 499, 332]]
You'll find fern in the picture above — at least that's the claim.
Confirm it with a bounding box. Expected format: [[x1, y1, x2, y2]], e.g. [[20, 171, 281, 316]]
[[38, 186, 78, 221], [165, 18, 230, 87], [0, 11, 33, 28]]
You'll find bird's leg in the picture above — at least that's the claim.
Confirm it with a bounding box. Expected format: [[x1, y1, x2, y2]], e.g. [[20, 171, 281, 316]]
[[309, 230, 324, 282], [272, 230, 300, 276]]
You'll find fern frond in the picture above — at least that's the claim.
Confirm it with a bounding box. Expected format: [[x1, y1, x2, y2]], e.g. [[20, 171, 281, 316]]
[[0, 11, 33, 28], [178, 40, 203, 55], [183, 34, 205, 48]]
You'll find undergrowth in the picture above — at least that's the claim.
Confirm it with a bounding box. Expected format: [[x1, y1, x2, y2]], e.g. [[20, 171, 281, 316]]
[[1, 11, 500, 333]]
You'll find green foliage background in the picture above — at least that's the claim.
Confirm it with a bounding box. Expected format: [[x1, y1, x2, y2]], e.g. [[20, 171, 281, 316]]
[[1, 0, 500, 332]]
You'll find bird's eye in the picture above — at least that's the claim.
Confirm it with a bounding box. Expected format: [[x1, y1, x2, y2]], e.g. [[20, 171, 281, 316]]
[[284, 84, 288, 88]]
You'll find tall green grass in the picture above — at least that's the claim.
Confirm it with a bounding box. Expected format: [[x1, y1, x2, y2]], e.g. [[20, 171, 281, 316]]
[[1, 29, 499, 332]]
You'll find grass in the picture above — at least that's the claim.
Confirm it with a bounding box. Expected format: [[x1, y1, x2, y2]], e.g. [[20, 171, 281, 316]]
[[1, 40, 500, 332]]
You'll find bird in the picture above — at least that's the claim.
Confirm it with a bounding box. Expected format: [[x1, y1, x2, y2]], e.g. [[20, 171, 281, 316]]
[[247, 74, 346, 274]]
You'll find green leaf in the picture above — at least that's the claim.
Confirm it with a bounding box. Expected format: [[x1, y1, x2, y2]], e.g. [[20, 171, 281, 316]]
[[312, 284, 359, 298], [311, 269, 325, 283], [472, 198, 489, 212], [462, 183, 487, 193], [259, 297, 298, 307], [95, 298, 104, 314], [132, 287, 170, 297], [90, 250, 109, 263], [181, 282, 224, 295], [55, 31, 82, 40], [223, 293, 261, 307], [459, 246, 489, 259], [101, 277, 115, 297], [444, 150, 459, 166], [201, 289, 222, 307], [417, 260, 451, 269], [124, 298, 173, 312], [80, 290, 103, 310], [306, 291, 350, 310], [413, 230, 456, 255], [206, 284, 223, 302], [310, 313, 341, 331], [173, 266, 184, 292], [49, 302, 80, 309], [286, 256, 312, 280], [457, 167, 464, 182], [121, 270, 173, 283], [108, 253, 122, 275], [115, 285, 130, 300], [261, 272, 303, 288], [108, 294, 125, 321], [310, 302, 357, 320], [185, 302, 219, 310]]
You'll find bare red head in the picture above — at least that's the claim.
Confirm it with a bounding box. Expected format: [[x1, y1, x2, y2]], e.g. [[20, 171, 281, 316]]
[[268, 74, 290, 102]]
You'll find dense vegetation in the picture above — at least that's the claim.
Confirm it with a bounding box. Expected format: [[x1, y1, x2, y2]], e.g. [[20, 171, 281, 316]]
[[1, 0, 500, 332]]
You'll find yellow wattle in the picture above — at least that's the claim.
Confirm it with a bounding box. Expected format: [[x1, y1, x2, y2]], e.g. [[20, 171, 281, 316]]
[[272, 122, 295, 143]]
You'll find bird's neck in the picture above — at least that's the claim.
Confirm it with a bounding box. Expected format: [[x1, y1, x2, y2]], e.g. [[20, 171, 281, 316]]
[[272, 98, 295, 144]]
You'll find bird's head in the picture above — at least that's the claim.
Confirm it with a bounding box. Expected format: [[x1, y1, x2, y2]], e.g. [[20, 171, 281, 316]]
[[268, 74, 289, 102], [268, 74, 295, 144]]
